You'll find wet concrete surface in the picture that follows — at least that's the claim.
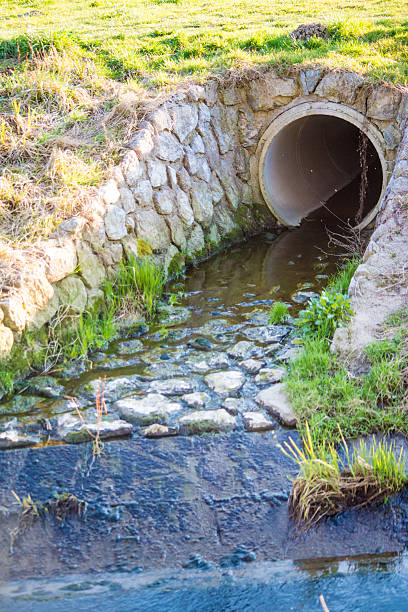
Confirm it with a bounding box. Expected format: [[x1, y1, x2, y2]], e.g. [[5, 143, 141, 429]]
[[1, 431, 408, 582]]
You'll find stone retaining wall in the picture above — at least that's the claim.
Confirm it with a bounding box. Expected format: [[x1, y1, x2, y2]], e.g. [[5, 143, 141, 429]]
[[0, 67, 406, 356]]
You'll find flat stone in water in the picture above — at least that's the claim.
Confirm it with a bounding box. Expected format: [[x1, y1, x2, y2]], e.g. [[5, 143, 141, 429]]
[[188, 337, 213, 351], [0, 396, 44, 416], [149, 377, 195, 395], [207, 352, 230, 369], [222, 397, 254, 415], [244, 325, 291, 344], [255, 384, 297, 427], [255, 366, 286, 386], [239, 359, 264, 374], [178, 408, 236, 434], [116, 339, 144, 354], [80, 375, 145, 402], [227, 341, 258, 360], [57, 359, 89, 379], [115, 393, 182, 425], [16, 375, 64, 399], [182, 392, 210, 408], [242, 412, 275, 432], [204, 370, 245, 397], [57, 414, 133, 443], [158, 304, 191, 326], [143, 423, 178, 438], [0, 429, 40, 449], [291, 290, 319, 304]]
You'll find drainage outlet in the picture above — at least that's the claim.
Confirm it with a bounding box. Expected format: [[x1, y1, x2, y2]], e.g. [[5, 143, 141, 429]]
[[258, 102, 387, 229]]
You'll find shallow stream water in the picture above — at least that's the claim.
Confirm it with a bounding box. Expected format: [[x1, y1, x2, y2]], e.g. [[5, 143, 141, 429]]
[[1, 221, 408, 610]]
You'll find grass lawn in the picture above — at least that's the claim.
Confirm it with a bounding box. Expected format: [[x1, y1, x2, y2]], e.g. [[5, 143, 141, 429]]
[[1, 0, 408, 87]]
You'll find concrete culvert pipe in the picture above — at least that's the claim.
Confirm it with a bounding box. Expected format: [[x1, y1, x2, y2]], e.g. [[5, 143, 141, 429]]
[[258, 102, 387, 229]]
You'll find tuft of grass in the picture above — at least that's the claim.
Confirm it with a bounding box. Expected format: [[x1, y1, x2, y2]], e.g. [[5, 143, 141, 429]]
[[283, 423, 407, 526], [268, 301, 290, 324], [0, 255, 167, 395], [327, 256, 360, 294]]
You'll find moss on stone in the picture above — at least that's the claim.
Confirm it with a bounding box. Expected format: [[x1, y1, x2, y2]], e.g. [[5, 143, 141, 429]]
[[137, 239, 153, 257]]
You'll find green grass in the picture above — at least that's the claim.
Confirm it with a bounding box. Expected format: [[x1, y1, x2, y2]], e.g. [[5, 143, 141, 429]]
[[0, 255, 166, 396], [269, 301, 290, 324], [283, 422, 407, 525]]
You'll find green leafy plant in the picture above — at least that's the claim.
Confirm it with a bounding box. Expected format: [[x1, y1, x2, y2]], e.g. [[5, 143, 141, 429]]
[[268, 301, 290, 324], [295, 290, 352, 339]]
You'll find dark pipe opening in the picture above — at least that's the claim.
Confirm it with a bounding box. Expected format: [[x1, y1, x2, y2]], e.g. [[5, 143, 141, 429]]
[[261, 114, 384, 228]]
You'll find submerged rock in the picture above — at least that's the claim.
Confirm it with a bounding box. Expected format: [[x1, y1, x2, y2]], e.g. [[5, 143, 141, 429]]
[[178, 408, 236, 434], [81, 375, 145, 402], [0, 429, 40, 449], [227, 341, 258, 360], [16, 375, 64, 399], [255, 384, 297, 427], [188, 337, 213, 351], [204, 370, 245, 397], [255, 366, 286, 386], [0, 395, 44, 416], [222, 397, 253, 415], [182, 392, 210, 408], [149, 377, 195, 396], [116, 339, 144, 354], [242, 412, 275, 432], [239, 358, 264, 374], [115, 393, 182, 425], [243, 325, 290, 343]]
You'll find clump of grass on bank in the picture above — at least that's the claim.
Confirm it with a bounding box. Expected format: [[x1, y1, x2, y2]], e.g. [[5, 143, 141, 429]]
[[283, 423, 407, 526], [0, 255, 167, 396]]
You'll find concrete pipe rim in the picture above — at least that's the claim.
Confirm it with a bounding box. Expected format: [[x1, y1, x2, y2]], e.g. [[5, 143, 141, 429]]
[[258, 101, 388, 230]]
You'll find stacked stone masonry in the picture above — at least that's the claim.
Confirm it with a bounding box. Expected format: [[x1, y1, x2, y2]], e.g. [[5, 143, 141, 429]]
[[0, 68, 406, 355]]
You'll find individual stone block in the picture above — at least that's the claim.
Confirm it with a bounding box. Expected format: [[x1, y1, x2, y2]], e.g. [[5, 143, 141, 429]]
[[204, 370, 245, 397], [120, 151, 144, 187], [0, 324, 13, 355], [99, 179, 120, 206], [170, 103, 198, 142], [178, 409, 236, 434], [186, 224, 205, 257], [155, 131, 184, 161], [190, 133, 205, 154], [300, 69, 322, 94], [147, 159, 168, 187], [191, 181, 214, 228], [154, 186, 175, 214], [247, 74, 298, 111], [128, 128, 154, 158], [367, 85, 402, 120], [43, 240, 77, 283], [134, 208, 171, 251], [315, 71, 364, 104], [77, 243, 106, 289], [149, 107, 172, 131], [119, 186, 136, 213], [242, 412, 275, 432], [255, 384, 297, 427], [210, 106, 238, 154], [104, 205, 127, 240], [56, 276, 88, 315], [115, 393, 181, 425], [175, 187, 195, 228], [132, 179, 153, 207]]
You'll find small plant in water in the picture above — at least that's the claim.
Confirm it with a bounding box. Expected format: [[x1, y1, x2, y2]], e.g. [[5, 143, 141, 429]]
[[282, 423, 407, 527], [268, 301, 290, 324], [73, 375, 107, 456]]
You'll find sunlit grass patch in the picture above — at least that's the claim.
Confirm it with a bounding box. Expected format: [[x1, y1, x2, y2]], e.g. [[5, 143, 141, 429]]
[[283, 423, 407, 527]]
